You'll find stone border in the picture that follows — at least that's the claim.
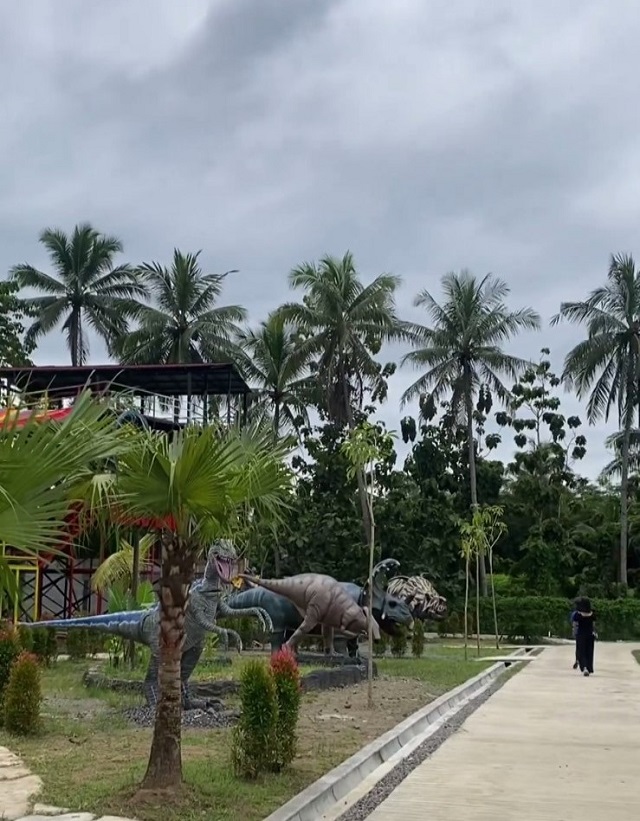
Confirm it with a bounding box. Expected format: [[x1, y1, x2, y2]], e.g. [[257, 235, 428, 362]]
[[263, 648, 531, 821]]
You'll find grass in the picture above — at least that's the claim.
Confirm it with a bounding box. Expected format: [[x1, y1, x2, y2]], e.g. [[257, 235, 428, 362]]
[[0, 644, 511, 821]]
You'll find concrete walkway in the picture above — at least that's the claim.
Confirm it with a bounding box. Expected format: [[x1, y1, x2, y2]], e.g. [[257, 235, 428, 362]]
[[367, 643, 640, 820]]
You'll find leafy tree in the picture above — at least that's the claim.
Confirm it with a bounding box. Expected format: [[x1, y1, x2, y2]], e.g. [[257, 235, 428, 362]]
[[0, 282, 35, 367], [237, 313, 311, 438], [10, 224, 146, 365], [401, 270, 540, 593], [342, 421, 395, 708], [551, 253, 640, 585]]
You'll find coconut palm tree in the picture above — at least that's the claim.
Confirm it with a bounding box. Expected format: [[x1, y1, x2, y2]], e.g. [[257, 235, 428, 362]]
[[401, 270, 541, 593], [92, 422, 291, 790], [277, 252, 402, 426], [114, 249, 246, 366], [10, 224, 147, 365], [237, 313, 311, 438], [551, 253, 640, 585], [277, 252, 402, 551]]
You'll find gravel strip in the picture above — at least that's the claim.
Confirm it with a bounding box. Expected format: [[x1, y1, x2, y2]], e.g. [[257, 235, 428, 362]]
[[123, 705, 239, 729], [337, 673, 511, 820]]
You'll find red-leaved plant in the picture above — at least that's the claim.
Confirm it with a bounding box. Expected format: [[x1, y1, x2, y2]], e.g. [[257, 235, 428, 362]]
[[270, 648, 301, 770]]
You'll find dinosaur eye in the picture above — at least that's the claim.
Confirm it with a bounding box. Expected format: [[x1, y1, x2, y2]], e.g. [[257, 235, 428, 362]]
[[388, 600, 396, 608]]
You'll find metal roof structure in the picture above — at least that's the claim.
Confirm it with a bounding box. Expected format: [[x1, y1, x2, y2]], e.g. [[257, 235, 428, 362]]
[[0, 362, 250, 399]]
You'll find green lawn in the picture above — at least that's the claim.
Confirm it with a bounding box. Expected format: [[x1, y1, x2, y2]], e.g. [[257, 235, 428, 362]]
[[1, 645, 510, 821]]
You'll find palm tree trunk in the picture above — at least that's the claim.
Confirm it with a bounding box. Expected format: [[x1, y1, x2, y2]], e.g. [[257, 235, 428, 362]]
[[465, 377, 487, 595], [619, 416, 631, 586], [141, 532, 193, 791], [273, 397, 281, 440], [341, 369, 374, 549], [129, 535, 140, 669]]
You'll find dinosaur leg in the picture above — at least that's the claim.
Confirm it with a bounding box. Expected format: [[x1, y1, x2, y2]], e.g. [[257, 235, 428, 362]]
[[143, 654, 160, 707], [179, 645, 222, 711], [283, 613, 319, 654], [321, 624, 335, 655], [271, 631, 285, 654]]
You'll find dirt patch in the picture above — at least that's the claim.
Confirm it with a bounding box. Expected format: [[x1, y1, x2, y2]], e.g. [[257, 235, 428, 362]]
[[43, 695, 109, 719], [296, 675, 437, 754]]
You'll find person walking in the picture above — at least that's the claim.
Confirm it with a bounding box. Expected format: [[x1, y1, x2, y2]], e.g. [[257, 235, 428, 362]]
[[570, 605, 579, 670], [572, 597, 596, 676]]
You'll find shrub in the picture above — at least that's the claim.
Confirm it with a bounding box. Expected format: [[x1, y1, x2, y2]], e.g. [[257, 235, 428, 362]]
[[270, 648, 301, 771], [31, 628, 56, 666], [445, 596, 640, 642], [373, 632, 389, 656], [65, 628, 89, 660], [390, 626, 408, 658], [16, 625, 34, 653], [3, 651, 42, 735], [411, 620, 425, 658], [231, 659, 278, 779], [0, 628, 21, 717]]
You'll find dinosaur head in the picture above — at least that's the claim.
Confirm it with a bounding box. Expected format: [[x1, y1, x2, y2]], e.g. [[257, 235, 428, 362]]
[[202, 540, 239, 589], [366, 559, 414, 633], [405, 575, 448, 621]]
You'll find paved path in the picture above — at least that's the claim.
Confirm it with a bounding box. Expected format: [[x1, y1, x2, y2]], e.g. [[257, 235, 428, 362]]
[[367, 643, 640, 820]]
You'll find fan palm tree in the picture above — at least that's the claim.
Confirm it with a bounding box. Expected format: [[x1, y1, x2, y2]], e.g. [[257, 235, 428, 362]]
[[551, 253, 640, 585], [114, 249, 246, 366], [0, 392, 130, 597], [10, 224, 147, 365], [237, 313, 311, 438], [401, 270, 541, 593], [91, 423, 292, 790], [277, 252, 402, 426]]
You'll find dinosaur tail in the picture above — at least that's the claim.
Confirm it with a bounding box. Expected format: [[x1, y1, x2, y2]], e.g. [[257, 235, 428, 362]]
[[20, 611, 148, 641], [225, 588, 267, 610], [240, 575, 298, 597]]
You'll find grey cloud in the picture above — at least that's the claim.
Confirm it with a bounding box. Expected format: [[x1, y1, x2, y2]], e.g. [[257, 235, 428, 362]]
[[1, 0, 637, 476]]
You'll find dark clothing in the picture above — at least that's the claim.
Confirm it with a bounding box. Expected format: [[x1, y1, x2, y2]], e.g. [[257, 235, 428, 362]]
[[573, 612, 596, 673]]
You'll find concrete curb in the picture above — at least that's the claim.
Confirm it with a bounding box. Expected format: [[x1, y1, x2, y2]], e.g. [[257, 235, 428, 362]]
[[263, 648, 530, 821]]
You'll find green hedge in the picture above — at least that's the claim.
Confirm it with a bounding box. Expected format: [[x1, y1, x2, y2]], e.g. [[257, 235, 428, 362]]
[[439, 597, 640, 642]]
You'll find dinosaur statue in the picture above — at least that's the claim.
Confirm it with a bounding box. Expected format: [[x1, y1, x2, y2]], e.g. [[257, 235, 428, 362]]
[[22, 540, 272, 709], [239, 571, 382, 653], [386, 574, 448, 621], [225, 559, 413, 654]]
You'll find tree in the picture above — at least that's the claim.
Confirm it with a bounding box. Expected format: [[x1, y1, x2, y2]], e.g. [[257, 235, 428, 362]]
[[277, 252, 401, 426], [92, 423, 291, 790], [277, 251, 402, 547], [0, 281, 35, 367], [0, 392, 130, 604], [10, 224, 146, 365], [401, 270, 541, 593], [342, 421, 395, 708], [237, 313, 311, 438], [551, 253, 640, 585], [114, 249, 245, 367], [460, 506, 507, 655]]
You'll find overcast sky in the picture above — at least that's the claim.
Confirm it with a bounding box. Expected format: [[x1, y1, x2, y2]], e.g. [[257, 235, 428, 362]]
[[2, 0, 638, 478]]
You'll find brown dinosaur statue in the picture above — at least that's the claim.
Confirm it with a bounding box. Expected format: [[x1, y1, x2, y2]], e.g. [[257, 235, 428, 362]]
[[240, 572, 381, 652]]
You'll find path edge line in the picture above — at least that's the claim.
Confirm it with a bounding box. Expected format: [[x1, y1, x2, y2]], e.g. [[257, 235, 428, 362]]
[[263, 647, 531, 821]]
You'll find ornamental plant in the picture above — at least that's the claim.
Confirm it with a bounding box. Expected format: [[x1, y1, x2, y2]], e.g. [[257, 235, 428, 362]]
[[231, 659, 278, 779], [270, 647, 301, 771], [411, 620, 425, 658], [0, 628, 20, 718], [3, 651, 42, 735]]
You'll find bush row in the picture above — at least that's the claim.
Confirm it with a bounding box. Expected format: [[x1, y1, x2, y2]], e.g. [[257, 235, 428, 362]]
[[435, 596, 640, 641]]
